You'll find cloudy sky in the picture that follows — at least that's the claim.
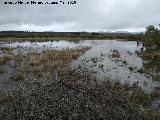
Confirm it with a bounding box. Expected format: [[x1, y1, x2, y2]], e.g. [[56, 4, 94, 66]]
[[0, 0, 160, 32]]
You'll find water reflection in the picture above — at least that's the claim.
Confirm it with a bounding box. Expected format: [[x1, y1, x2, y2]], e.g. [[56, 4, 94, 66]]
[[71, 40, 160, 92], [0, 40, 160, 92]]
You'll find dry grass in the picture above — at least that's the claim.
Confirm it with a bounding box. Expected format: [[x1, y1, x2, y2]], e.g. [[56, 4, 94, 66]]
[[0, 47, 13, 53], [91, 57, 98, 63], [25, 47, 90, 73], [130, 88, 152, 107], [0, 91, 16, 106], [111, 49, 121, 58], [0, 68, 159, 119], [0, 56, 11, 65], [0, 68, 4, 74], [10, 72, 25, 81], [0, 46, 160, 119]]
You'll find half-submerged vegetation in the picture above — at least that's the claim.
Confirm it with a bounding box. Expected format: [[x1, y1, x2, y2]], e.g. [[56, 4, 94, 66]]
[[0, 56, 11, 65], [0, 25, 160, 119], [0, 46, 160, 119]]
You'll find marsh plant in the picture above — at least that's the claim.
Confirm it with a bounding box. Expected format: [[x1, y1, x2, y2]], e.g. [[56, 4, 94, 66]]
[[111, 49, 121, 58]]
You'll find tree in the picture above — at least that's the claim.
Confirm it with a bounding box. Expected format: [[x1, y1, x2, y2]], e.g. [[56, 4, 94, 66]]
[[144, 25, 160, 48]]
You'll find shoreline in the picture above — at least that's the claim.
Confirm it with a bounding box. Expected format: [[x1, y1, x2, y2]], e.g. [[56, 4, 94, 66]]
[[0, 37, 135, 42]]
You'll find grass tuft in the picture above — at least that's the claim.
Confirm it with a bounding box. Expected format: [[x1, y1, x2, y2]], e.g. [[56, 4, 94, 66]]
[[10, 72, 25, 81]]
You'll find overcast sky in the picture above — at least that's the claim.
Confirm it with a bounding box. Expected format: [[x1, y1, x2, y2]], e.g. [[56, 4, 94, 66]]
[[0, 0, 160, 32]]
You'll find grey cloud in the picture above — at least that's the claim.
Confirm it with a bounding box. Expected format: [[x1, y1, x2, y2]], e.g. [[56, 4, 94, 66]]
[[0, 0, 160, 32]]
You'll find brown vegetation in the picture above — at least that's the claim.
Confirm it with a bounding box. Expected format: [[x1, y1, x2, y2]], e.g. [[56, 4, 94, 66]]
[[0, 68, 160, 119], [111, 49, 121, 58], [25, 47, 90, 74], [0, 46, 160, 119], [0, 68, 4, 74], [10, 72, 25, 81], [0, 56, 11, 65], [0, 47, 13, 53]]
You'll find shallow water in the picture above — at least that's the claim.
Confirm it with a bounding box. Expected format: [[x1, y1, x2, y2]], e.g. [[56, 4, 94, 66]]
[[70, 40, 159, 92], [0, 40, 91, 55], [0, 60, 17, 90], [0, 40, 160, 92]]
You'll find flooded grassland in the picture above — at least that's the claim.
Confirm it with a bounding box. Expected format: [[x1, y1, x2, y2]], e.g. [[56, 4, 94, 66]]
[[0, 40, 160, 119]]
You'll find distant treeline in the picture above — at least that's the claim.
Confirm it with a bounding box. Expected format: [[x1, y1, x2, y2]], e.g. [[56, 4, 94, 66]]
[[0, 31, 143, 41]]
